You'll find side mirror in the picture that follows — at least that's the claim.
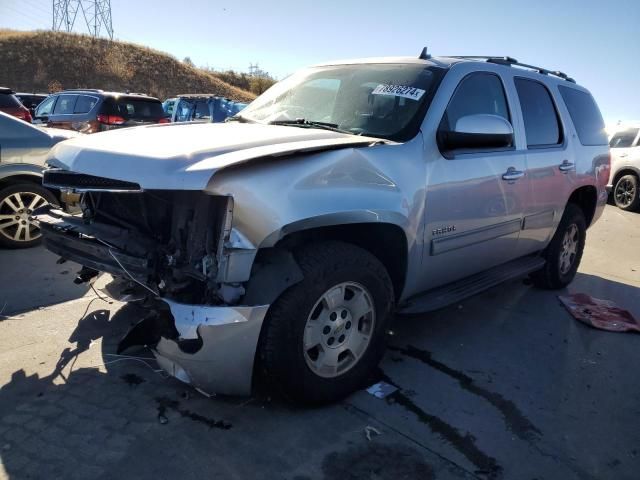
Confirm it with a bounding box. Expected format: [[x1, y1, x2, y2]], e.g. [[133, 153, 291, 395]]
[[440, 114, 514, 151]]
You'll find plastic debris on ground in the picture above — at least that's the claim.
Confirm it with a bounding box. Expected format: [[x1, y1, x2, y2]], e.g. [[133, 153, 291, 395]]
[[558, 293, 639, 333], [364, 426, 381, 441], [366, 381, 398, 399]]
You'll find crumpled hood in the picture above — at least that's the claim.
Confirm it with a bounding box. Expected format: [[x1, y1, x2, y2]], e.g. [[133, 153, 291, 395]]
[[47, 122, 380, 190]]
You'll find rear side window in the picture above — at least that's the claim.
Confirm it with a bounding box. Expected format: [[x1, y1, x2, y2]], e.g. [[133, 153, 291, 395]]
[[441, 72, 510, 131], [104, 98, 164, 120], [558, 86, 607, 146], [0, 94, 20, 108], [74, 95, 98, 114], [514, 78, 562, 147], [53, 95, 78, 114], [609, 129, 639, 148]]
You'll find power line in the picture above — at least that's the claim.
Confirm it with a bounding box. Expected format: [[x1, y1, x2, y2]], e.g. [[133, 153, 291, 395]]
[[3, 3, 47, 28]]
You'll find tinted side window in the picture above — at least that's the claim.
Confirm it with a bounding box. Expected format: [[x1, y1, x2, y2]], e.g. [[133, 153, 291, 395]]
[[515, 79, 562, 147], [0, 94, 20, 108], [609, 129, 639, 148], [440, 72, 510, 132], [558, 86, 607, 146], [74, 95, 97, 114], [53, 95, 78, 114]]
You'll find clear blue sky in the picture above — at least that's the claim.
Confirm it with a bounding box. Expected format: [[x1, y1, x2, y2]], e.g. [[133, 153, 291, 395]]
[[1, 0, 638, 123]]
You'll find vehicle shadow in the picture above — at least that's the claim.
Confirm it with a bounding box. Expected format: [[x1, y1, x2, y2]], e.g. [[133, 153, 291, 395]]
[[0, 302, 400, 480], [0, 246, 92, 316]]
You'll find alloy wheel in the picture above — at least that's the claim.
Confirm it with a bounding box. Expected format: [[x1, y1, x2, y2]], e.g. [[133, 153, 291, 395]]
[[615, 178, 636, 208], [0, 191, 48, 243], [559, 223, 578, 275], [303, 282, 376, 378]]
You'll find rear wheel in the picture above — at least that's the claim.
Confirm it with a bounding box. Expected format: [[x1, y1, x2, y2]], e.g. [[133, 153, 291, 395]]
[[0, 183, 56, 249], [259, 241, 394, 404], [613, 174, 640, 211], [531, 203, 586, 289]]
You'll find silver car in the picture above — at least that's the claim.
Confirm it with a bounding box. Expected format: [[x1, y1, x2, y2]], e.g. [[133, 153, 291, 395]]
[[0, 112, 80, 248], [36, 52, 609, 403]]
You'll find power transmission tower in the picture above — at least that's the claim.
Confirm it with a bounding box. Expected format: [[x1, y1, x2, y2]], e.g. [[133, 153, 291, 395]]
[[52, 0, 114, 40]]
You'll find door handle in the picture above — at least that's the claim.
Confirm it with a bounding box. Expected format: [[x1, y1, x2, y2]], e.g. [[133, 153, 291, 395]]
[[502, 167, 525, 181], [619, 153, 628, 158], [559, 160, 575, 172]]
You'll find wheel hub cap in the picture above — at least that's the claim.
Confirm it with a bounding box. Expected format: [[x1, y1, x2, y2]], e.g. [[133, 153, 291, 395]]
[[559, 223, 578, 275], [0, 192, 48, 243], [615, 179, 636, 207], [303, 282, 375, 378]]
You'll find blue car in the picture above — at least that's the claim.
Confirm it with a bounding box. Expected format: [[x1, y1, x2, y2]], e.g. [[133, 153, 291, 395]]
[[162, 95, 248, 123]]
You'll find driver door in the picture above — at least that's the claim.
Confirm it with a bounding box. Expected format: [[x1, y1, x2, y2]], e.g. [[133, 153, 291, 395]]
[[421, 71, 528, 291]]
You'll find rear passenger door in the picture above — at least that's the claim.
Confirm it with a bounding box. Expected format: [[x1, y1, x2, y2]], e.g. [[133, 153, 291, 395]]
[[512, 78, 572, 256], [421, 71, 528, 290]]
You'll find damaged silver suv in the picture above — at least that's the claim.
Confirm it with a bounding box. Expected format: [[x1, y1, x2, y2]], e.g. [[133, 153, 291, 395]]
[[36, 51, 610, 404]]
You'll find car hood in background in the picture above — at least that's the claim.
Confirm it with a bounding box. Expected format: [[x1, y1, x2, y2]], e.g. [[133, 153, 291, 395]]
[[46, 122, 381, 190], [39, 126, 84, 144]]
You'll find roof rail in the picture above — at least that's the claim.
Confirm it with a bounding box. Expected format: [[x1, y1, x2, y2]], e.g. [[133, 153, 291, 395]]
[[447, 56, 576, 83], [61, 88, 104, 93]]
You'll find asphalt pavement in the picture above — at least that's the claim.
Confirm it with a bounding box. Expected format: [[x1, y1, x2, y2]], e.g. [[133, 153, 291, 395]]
[[0, 205, 638, 480]]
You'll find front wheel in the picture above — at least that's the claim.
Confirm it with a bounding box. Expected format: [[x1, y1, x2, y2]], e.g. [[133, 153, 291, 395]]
[[0, 183, 56, 249], [531, 203, 586, 289], [259, 241, 394, 404]]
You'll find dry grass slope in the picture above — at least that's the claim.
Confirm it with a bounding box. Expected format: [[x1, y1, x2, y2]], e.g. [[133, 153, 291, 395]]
[[0, 29, 255, 102]]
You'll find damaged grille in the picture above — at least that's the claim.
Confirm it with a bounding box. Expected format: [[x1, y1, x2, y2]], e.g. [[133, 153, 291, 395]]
[[44, 170, 141, 191], [39, 185, 232, 304]]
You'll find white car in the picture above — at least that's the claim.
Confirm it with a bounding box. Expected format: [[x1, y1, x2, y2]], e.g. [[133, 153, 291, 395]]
[[608, 125, 640, 211], [0, 111, 81, 248]]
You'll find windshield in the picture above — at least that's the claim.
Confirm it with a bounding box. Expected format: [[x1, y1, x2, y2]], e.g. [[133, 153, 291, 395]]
[[239, 64, 443, 141]]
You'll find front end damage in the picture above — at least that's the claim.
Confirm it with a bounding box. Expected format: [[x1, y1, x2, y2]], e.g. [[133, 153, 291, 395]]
[[37, 169, 273, 396]]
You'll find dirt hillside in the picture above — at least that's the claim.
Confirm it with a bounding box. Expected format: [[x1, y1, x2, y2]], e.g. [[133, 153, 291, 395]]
[[0, 29, 256, 102]]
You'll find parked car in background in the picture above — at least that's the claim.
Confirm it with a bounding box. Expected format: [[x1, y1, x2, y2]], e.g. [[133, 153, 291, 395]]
[[0, 111, 81, 248], [162, 94, 247, 123], [608, 125, 640, 211], [36, 52, 609, 404], [0, 87, 32, 123], [33, 89, 169, 133], [15, 92, 48, 118]]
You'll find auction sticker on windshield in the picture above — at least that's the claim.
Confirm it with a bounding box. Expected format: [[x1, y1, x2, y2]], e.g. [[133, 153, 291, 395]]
[[372, 84, 426, 101]]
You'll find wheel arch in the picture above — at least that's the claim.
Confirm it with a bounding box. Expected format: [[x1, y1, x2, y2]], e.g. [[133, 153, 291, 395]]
[[567, 185, 598, 227], [0, 164, 44, 190], [268, 220, 409, 302], [611, 167, 639, 187]]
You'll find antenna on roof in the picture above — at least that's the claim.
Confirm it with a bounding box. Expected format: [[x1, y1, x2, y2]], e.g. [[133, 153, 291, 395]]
[[419, 47, 431, 60]]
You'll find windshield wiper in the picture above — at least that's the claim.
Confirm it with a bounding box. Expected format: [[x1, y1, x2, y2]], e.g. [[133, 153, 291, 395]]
[[268, 119, 354, 135], [226, 115, 256, 123]]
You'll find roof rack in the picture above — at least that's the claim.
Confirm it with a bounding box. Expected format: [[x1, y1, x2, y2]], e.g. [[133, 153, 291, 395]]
[[447, 56, 576, 83], [62, 88, 104, 93]]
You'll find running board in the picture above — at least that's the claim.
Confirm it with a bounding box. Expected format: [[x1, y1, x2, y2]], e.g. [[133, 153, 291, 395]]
[[399, 255, 545, 314]]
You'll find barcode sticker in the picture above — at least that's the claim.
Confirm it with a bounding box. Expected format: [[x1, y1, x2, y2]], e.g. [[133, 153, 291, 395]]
[[371, 84, 426, 101]]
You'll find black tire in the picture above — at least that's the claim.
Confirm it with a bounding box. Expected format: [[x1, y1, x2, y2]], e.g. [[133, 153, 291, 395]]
[[0, 183, 57, 249], [531, 203, 586, 289], [259, 241, 394, 405], [613, 174, 640, 211]]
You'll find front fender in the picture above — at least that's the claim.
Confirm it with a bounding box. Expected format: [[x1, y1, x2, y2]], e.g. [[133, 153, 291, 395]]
[[0, 163, 44, 182], [259, 210, 410, 248]]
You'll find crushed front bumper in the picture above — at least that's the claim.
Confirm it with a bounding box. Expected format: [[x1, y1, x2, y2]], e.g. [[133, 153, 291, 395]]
[[152, 300, 269, 396]]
